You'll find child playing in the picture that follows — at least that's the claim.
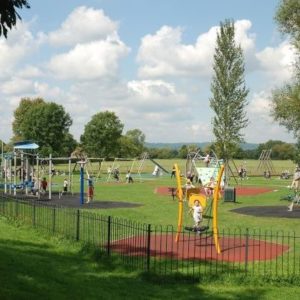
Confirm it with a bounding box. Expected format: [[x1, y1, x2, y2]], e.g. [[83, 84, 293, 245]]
[[62, 178, 68, 194], [189, 199, 203, 230], [125, 170, 134, 183], [40, 177, 47, 194]]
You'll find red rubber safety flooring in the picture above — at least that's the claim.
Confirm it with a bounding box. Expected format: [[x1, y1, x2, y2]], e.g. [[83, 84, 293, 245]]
[[111, 234, 289, 262], [155, 186, 273, 197]]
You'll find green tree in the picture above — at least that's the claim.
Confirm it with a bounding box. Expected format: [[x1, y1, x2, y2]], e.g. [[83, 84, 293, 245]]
[[12, 98, 74, 156], [275, 0, 300, 51], [80, 111, 124, 158], [210, 19, 249, 181], [12, 98, 44, 142], [0, 0, 30, 38], [271, 0, 300, 161], [118, 129, 145, 157]]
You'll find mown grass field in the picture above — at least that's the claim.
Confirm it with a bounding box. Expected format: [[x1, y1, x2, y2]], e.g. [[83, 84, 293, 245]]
[[1, 216, 300, 300], [1, 158, 300, 299]]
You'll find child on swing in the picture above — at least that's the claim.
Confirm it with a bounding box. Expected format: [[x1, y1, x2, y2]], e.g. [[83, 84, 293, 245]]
[[189, 199, 203, 232]]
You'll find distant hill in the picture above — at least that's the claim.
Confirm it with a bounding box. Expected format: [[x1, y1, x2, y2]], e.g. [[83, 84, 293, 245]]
[[145, 142, 258, 151]]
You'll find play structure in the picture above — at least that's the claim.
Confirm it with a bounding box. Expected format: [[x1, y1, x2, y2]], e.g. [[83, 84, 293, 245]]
[[256, 149, 276, 176], [1, 141, 104, 201], [106, 157, 136, 182], [186, 149, 226, 185], [73, 157, 105, 182], [136, 152, 169, 180], [281, 167, 300, 212], [174, 163, 225, 254]]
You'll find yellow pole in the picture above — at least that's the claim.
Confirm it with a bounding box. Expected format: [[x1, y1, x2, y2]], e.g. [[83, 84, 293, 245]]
[[212, 165, 225, 254], [174, 164, 183, 242]]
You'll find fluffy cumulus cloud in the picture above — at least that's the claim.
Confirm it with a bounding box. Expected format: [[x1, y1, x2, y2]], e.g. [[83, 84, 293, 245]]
[[1, 77, 34, 95], [248, 90, 273, 122], [48, 6, 118, 46], [0, 22, 36, 78], [137, 20, 258, 79], [256, 41, 296, 83], [127, 79, 187, 110], [137, 25, 217, 78], [46, 6, 130, 80], [48, 38, 129, 80]]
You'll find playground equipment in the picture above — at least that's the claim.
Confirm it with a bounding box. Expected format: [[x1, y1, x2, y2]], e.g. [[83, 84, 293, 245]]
[[186, 149, 238, 185], [174, 163, 225, 254], [73, 157, 105, 182], [106, 157, 136, 182], [136, 152, 169, 180], [186, 150, 225, 185], [257, 149, 276, 176]]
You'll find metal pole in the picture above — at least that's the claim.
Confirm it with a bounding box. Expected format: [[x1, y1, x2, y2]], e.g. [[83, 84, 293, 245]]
[[80, 164, 84, 205], [13, 152, 17, 196], [68, 157, 71, 194], [4, 157, 7, 194]]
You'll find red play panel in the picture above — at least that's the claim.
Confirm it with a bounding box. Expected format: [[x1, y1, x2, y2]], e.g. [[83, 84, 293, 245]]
[[155, 186, 273, 197], [111, 234, 289, 262]]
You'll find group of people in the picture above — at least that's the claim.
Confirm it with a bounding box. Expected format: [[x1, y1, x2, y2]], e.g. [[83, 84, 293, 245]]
[[29, 177, 69, 196], [107, 166, 134, 183]]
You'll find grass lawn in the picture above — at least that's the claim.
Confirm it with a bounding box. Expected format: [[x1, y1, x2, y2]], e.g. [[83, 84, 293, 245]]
[[1, 216, 300, 300]]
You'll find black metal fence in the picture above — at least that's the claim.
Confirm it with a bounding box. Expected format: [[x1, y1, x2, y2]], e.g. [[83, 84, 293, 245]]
[[0, 194, 299, 281]]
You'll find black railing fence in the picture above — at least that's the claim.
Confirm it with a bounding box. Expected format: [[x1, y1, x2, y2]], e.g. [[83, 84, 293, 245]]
[[0, 194, 299, 281]]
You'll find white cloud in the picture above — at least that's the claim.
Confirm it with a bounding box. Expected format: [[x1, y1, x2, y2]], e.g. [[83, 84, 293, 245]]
[[48, 38, 129, 80], [0, 22, 36, 77], [48, 6, 118, 46], [17, 65, 43, 78], [256, 41, 296, 83], [248, 90, 272, 122], [1, 77, 33, 95], [137, 20, 257, 79]]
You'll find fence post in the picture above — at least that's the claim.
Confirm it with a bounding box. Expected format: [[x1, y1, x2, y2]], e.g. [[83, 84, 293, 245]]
[[15, 199, 19, 218], [146, 224, 151, 272], [245, 228, 249, 274], [52, 207, 56, 234], [107, 216, 111, 256], [76, 209, 80, 241], [32, 202, 36, 227]]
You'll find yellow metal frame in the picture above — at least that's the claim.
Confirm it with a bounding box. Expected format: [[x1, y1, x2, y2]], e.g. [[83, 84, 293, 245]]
[[174, 163, 224, 254]]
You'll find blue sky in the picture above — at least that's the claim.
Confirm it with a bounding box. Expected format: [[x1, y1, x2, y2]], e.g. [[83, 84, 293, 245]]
[[0, 0, 296, 144]]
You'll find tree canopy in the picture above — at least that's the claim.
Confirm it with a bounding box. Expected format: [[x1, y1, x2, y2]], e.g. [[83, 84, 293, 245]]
[[271, 0, 300, 153], [80, 111, 124, 158], [0, 0, 30, 38], [210, 19, 249, 161], [12, 98, 76, 156]]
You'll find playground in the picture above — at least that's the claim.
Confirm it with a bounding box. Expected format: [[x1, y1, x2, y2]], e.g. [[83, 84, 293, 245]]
[[1, 150, 300, 276]]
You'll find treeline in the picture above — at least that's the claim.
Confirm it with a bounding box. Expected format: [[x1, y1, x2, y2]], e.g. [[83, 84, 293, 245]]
[[148, 140, 297, 161], [0, 97, 297, 162]]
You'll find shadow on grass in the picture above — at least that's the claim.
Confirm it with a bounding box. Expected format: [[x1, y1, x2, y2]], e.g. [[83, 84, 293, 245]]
[[0, 238, 271, 300]]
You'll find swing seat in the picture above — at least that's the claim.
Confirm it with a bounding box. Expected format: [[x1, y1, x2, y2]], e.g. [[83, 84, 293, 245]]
[[184, 225, 209, 233], [188, 193, 207, 208]]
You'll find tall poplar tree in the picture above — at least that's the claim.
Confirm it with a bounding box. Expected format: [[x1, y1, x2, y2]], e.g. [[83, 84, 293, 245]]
[[210, 19, 249, 182]]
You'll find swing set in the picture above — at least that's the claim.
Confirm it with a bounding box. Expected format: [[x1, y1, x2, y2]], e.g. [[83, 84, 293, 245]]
[[174, 163, 225, 254]]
